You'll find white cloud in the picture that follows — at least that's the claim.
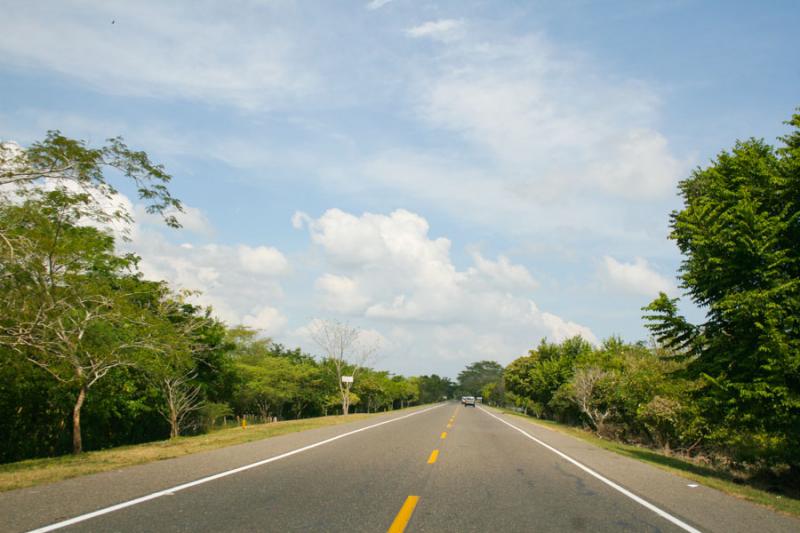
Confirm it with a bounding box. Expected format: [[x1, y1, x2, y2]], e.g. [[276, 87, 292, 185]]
[[97, 194, 293, 334], [366, 0, 393, 10], [0, 2, 316, 109], [406, 19, 464, 42], [601, 256, 676, 297], [238, 245, 289, 275], [242, 306, 288, 336], [416, 35, 686, 201], [468, 251, 538, 290], [315, 273, 370, 314], [298, 208, 598, 364]]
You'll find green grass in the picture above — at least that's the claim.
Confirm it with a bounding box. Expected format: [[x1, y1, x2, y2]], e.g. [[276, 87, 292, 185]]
[[499, 409, 800, 518], [0, 410, 405, 493]]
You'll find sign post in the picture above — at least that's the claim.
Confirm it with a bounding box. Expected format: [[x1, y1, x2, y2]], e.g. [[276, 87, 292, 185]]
[[341, 376, 354, 383]]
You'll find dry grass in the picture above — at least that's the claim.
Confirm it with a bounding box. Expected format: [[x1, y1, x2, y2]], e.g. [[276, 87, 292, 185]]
[[500, 409, 800, 518], [0, 412, 381, 493]]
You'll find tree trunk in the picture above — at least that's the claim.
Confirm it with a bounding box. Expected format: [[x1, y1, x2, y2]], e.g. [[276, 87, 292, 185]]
[[341, 383, 350, 415], [72, 385, 87, 454], [169, 405, 179, 439]]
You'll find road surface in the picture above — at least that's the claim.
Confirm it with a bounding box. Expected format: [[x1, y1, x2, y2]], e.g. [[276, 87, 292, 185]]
[[2, 403, 798, 532]]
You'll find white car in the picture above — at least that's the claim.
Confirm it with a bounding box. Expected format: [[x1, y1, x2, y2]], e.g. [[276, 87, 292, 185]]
[[462, 396, 476, 407]]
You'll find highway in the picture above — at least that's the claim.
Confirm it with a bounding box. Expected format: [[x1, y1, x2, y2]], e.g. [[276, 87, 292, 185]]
[[2, 403, 798, 532]]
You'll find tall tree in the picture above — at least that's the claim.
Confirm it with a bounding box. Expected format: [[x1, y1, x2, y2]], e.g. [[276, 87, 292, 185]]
[[457, 360, 503, 396], [0, 132, 183, 454], [644, 111, 800, 466], [0, 191, 167, 453], [309, 320, 377, 415]]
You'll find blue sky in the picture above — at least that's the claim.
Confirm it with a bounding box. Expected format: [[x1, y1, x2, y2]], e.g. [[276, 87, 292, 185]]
[[1, 0, 798, 377]]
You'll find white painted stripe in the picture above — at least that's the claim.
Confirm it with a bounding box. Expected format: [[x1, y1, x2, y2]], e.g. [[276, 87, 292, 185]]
[[28, 404, 445, 533], [478, 407, 703, 533]]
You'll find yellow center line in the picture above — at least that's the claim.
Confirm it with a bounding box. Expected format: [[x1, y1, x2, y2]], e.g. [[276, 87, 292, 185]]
[[427, 449, 439, 464], [387, 495, 420, 533], [446, 423, 453, 428], [440, 431, 447, 439]]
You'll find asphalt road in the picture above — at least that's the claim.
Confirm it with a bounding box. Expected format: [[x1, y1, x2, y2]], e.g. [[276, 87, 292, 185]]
[[3, 403, 799, 532]]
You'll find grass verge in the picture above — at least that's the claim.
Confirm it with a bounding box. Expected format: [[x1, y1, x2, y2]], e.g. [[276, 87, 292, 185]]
[[499, 409, 800, 518], [0, 411, 395, 493]]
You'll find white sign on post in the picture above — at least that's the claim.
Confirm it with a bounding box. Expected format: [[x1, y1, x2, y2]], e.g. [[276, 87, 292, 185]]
[[341, 376, 354, 383]]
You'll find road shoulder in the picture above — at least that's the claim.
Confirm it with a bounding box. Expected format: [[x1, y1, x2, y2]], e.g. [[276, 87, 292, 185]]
[[480, 406, 800, 533]]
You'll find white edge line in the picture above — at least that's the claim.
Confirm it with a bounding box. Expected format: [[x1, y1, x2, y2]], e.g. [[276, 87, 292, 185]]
[[27, 404, 445, 533], [478, 407, 703, 533]]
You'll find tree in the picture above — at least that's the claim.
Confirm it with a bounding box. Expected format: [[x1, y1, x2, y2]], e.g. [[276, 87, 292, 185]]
[[457, 360, 503, 396], [644, 111, 800, 466], [503, 337, 593, 419], [0, 131, 181, 243], [236, 358, 294, 420], [0, 190, 175, 453], [309, 320, 378, 415], [0, 131, 184, 454], [568, 366, 616, 434], [146, 297, 216, 439], [416, 374, 454, 403]]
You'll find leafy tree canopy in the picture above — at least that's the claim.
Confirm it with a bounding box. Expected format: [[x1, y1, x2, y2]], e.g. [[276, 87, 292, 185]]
[[644, 111, 800, 465]]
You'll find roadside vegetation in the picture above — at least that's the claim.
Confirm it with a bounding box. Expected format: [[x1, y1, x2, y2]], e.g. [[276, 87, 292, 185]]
[[455, 111, 800, 507], [0, 410, 390, 492], [0, 133, 448, 465]]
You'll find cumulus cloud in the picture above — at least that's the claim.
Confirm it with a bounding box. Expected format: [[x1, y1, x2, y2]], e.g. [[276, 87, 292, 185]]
[[315, 274, 371, 313], [242, 306, 288, 336], [406, 19, 465, 42], [468, 251, 538, 290], [297, 208, 598, 361], [601, 256, 676, 297], [87, 192, 295, 333], [238, 245, 289, 275]]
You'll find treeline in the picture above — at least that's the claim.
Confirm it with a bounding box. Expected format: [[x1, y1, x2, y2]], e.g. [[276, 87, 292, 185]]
[[0, 133, 443, 464], [462, 111, 800, 477], [503, 337, 696, 453]]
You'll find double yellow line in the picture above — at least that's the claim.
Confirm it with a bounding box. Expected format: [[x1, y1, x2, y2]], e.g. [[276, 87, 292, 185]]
[[387, 406, 460, 532]]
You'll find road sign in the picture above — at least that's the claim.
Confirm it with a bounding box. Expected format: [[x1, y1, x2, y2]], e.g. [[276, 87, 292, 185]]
[[341, 376, 354, 383]]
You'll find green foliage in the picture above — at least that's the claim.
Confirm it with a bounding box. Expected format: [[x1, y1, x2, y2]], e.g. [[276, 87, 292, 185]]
[[503, 337, 593, 420], [644, 111, 800, 467], [457, 360, 503, 396], [416, 374, 454, 403], [502, 336, 699, 450], [1, 131, 182, 229]]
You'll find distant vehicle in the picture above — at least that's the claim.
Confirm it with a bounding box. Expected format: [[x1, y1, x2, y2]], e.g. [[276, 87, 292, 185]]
[[462, 396, 476, 407]]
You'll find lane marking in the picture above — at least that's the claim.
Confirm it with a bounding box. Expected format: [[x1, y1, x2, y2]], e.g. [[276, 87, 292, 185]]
[[387, 495, 419, 533], [441, 432, 447, 439], [28, 404, 445, 533], [478, 408, 702, 533], [446, 423, 453, 428], [427, 449, 439, 464]]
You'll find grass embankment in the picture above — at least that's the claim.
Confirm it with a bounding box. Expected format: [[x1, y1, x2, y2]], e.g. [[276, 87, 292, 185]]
[[500, 409, 800, 517], [0, 411, 386, 493]]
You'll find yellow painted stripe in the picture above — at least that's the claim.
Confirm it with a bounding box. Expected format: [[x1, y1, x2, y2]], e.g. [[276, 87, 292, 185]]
[[441, 432, 447, 439], [387, 495, 420, 533], [427, 449, 439, 464], [446, 423, 453, 428]]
